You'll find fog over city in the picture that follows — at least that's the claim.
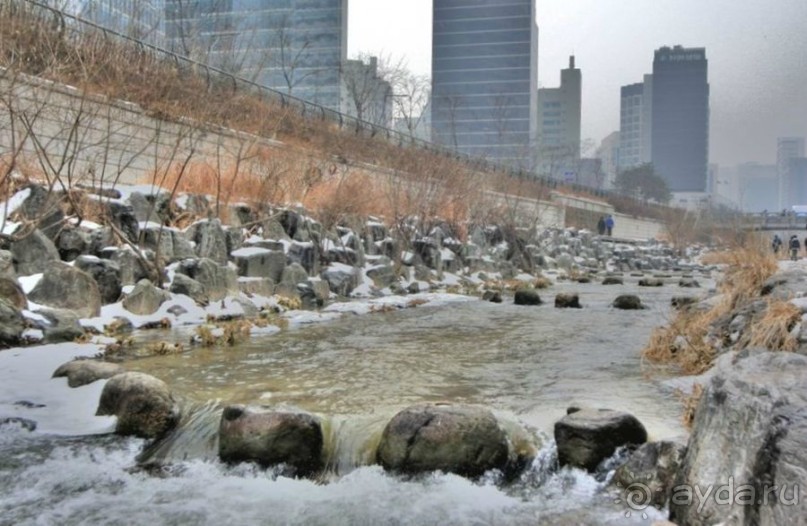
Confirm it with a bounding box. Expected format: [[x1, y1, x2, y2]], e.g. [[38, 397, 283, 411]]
[[349, 0, 807, 166]]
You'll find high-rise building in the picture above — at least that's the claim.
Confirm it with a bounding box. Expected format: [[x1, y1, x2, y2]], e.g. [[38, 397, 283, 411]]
[[341, 56, 393, 127], [164, 0, 348, 111], [651, 46, 709, 193], [596, 131, 620, 189], [734, 163, 780, 212], [68, 0, 165, 46], [537, 55, 582, 178], [618, 74, 652, 171], [777, 137, 806, 209], [431, 0, 538, 169]]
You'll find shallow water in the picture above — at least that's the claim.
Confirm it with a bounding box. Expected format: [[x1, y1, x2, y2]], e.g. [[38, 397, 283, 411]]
[[0, 277, 706, 525]]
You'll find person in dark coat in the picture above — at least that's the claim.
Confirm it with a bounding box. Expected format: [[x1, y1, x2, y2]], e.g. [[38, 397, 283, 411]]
[[597, 216, 606, 236]]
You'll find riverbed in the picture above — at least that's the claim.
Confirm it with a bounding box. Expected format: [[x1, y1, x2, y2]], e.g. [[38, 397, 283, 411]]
[[0, 277, 707, 525]]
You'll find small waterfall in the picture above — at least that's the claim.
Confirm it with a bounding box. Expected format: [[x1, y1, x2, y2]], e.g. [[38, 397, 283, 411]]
[[137, 400, 223, 465]]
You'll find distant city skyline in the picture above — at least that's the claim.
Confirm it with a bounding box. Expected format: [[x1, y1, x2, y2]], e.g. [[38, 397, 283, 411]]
[[348, 0, 807, 166]]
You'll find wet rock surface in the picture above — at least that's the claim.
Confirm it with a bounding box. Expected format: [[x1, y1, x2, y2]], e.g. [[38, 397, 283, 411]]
[[376, 403, 511, 478], [218, 405, 323, 476], [96, 372, 180, 439], [554, 407, 647, 471]]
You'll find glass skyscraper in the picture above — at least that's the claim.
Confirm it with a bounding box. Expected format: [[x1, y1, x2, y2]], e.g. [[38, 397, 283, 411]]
[[164, 0, 348, 111], [651, 46, 709, 193], [68, 0, 165, 46], [431, 0, 538, 169]]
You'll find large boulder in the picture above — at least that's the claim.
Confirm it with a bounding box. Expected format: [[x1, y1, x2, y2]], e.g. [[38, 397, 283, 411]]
[[105, 201, 139, 243], [38, 309, 84, 343], [56, 226, 91, 261], [28, 261, 101, 318], [669, 352, 807, 526], [0, 250, 15, 279], [554, 407, 647, 471], [638, 278, 664, 287], [288, 241, 321, 276], [514, 289, 543, 306], [0, 300, 25, 348], [232, 247, 286, 282], [122, 279, 170, 315], [321, 264, 359, 297], [109, 247, 151, 286], [74, 256, 122, 305], [613, 295, 645, 310], [376, 403, 510, 478], [612, 441, 687, 508], [170, 273, 208, 305], [96, 372, 180, 439], [139, 226, 196, 263], [10, 229, 60, 276], [280, 262, 309, 288], [602, 276, 624, 285], [176, 258, 238, 302], [0, 276, 27, 309], [555, 293, 582, 309], [18, 184, 64, 240], [186, 219, 229, 265], [53, 359, 126, 388], [218, 405, 323, 476]]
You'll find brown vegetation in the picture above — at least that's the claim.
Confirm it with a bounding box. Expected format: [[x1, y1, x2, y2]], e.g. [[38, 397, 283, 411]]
[[642, 240, 781, 375]]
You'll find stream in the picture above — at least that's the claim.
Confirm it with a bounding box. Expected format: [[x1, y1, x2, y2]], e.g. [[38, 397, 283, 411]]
[[0, 277, 706, 525]]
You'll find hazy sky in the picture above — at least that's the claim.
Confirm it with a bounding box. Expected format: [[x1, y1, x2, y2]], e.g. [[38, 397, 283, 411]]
[[348, 0, 807, 166]]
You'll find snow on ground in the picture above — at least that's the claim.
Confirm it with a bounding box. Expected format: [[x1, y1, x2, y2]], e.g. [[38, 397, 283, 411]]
[[0, 342, 116, 435], [322, 293, 474, 316], [0, 187, 31, 224]]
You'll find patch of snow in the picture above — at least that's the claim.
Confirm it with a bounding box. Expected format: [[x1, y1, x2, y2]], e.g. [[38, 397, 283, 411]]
[[283, 311, 343, 326], [115, 184, 169, 201], [174, 194, 189, 210], [326, 262, 356, 273], [1, 220, 19, 236], [231, 247, 272, 258], [19, 274, 43, 293], [0, 188, 31, 223], [68, 218, 104, 230], [22, 329, 43, 341], [0, 342, 117, 435]]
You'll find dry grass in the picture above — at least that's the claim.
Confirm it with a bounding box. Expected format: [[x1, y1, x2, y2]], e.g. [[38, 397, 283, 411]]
[[643, 307, 721, 375], [744, 300, 800, 352], [643, 240, 779, 375], [680, 384, 704, 430]]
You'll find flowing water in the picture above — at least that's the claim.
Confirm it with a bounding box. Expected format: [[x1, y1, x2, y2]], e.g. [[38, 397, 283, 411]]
[[0, 277, 707, 525]]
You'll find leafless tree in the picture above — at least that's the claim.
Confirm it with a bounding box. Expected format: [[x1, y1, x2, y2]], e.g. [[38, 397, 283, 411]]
[[391, 70, 430, 139]]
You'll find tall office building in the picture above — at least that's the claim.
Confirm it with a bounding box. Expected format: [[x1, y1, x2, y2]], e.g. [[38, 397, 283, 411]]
[[777, 137, 807, 208], [651, 46, 709, 193], [341, 56, 393, 127], [537, 55, 582, 178], [164, 0, 348, 111], [597, 131, 620, 189], [67, 0, 165, 46], [618, 74, 653, 171], [431, 0, 538, 169]]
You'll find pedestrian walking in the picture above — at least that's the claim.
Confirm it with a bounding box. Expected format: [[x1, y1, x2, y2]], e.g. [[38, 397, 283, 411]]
[[605, 215, 615, 236], [789, 235, 801, 261], [597, 216, 606, 236]]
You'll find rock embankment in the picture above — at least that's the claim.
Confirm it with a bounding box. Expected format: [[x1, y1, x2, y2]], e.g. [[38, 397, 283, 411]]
[[0, 182, 713, 348], [627, 263, 807, 525]]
